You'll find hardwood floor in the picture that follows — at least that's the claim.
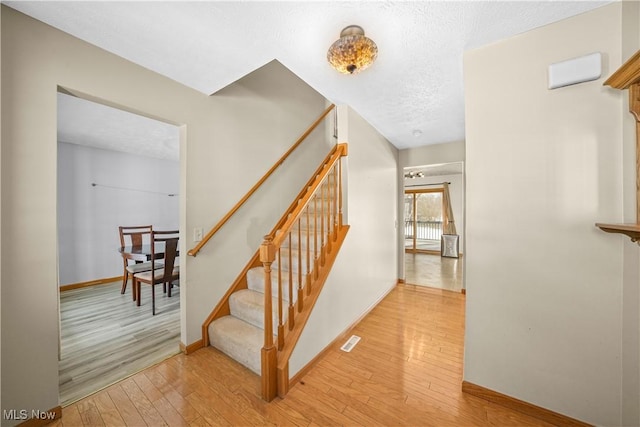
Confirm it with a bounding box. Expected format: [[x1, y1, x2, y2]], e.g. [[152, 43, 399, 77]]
[[53, 283, 552, 426], [405, 252, 463, 292], [59, 280, 181, 406]]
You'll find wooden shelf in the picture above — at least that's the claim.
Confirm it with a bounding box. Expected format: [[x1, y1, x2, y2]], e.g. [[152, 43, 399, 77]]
[[595, 223, 640, 243], [597, 49, 640, 243]]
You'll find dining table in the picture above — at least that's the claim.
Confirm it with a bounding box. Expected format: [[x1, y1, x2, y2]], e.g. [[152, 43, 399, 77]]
[[118, 243, 178, 262]]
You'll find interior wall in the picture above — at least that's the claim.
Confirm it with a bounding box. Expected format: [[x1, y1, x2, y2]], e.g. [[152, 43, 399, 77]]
[[399, 140, 465, 167], [187, 60, 332, 345], [57, 141, 179, 285], [1, 7, 330, 423], [289, 105, 399, 376], [463, 3, 625, 425], [0, 4, 3, 413], [621, 1, 640, 425]]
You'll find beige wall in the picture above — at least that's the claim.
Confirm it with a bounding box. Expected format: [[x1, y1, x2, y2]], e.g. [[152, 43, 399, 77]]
[[621, 2, 640, 424], [464, 3, 630, 425], [398, 140, 465, 168], [0, 7, 332, 422], [0, 4, 3, 413], [290, 105, 399, 376], [183, 59, 332, 344], [1, 7, 400, 421]]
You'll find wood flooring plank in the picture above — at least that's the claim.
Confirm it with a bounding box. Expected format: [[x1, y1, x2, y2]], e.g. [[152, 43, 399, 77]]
[[183, 360, 274, 427], [105, 385, 146, 427], [120, 378, 168, 426], [77, 398, 105, 427], [133, 371, 165, 403], [59, 281, 180, 406], [187, 416, 211, 427], [289, 380, 347, 414], [189, 417, 211, 427], [60, 405, 83, 427], [282, 391, 361, 427], [92, 391, 126, 427], [297, 373, 371, 405], [152, 396, 190, 427], [486, 401, 558, 427], [163, 389, 202, 424], [59, 274, 557, 427], [232, 387, 309, 427], [184, 391, 232, 427]]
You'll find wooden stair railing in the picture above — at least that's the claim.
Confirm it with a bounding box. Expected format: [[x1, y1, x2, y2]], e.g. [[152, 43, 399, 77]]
[[260, 143, 349, 400], [187, 104, 335, 257], [200, 143, 346, 346]]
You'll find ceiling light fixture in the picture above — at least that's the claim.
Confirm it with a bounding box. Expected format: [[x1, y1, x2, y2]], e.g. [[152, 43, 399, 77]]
[[327, 25, 378, 75], [404, 171, 425, 179]]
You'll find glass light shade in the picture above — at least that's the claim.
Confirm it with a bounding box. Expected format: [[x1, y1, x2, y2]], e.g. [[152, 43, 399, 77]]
[[327, 25, 378, 75]]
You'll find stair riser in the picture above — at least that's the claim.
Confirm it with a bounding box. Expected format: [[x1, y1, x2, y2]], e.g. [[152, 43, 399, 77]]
[[208, 316, 263, 375], [229, 290, 287, 331], [273, 254, 312, 274], [297, 213, 336, 229], [246, 267, 304, 302]]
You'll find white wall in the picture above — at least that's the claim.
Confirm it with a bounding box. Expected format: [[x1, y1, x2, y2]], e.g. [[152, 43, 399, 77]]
[[1, 8, 331, 423], [57, 141, 179, 285], [289, 106, 399, 376], [463, 3, 629, 425]]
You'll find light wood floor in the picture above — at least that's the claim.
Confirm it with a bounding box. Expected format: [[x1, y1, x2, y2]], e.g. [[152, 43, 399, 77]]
[[59, 281, 181, 406], [53, 284, 552, 426], [405, 252, 463, 292]]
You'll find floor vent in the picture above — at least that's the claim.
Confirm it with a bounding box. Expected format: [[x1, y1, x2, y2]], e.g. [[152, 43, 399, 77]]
[[340, 335, 361, 353]]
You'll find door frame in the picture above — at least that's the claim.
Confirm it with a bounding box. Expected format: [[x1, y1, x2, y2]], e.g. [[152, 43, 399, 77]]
[[404, 187, 444, 255]]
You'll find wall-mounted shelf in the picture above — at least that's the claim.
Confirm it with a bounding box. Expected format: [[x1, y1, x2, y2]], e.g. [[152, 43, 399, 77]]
[[596, 49, 640, 244], [596, 223, 640, 243]]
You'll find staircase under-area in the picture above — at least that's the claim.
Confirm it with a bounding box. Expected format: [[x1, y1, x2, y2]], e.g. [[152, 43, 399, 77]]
[[197, 142, 349, 400]]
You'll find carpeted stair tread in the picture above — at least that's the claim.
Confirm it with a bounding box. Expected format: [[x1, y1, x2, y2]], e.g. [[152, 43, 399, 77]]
[[229, 289, 285, 330], [246, 267, 301, 302], [271, 248, 312, 274], [209, 315, 263, 375]]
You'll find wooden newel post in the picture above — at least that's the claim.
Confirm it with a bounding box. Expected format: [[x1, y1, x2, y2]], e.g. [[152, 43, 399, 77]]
[[259, 236, 277, 401]]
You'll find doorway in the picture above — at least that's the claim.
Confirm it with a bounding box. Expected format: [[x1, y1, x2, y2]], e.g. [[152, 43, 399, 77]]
[[404, 188, 444, 254], [56, 90, 182, 405], [402, 162, 464, 292]]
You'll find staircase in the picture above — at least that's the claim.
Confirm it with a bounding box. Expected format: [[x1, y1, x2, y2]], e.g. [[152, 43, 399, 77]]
[[207, 234, 304, 375], [201, 143, 349, 400]]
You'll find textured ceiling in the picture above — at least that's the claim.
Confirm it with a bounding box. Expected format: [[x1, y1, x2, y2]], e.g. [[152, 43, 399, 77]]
[[57, 93, 180, 161], [6, 0, 611, 156]]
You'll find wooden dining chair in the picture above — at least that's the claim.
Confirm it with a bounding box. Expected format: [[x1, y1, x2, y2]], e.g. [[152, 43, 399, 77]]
[[133, 230, 179, 315], [118, 225, 159, 300]]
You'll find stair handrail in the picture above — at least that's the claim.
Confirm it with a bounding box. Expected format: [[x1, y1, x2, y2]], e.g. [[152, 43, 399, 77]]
[[200, 143, 344, 346], [271, 144, 346, 248], [188, 104, 335, 257], [260, 143, 348, 400]]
